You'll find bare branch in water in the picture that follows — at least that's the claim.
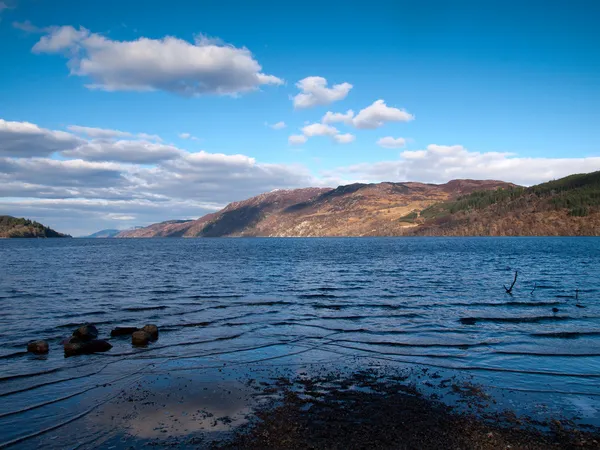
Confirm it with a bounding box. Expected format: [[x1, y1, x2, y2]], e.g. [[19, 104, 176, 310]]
[[504, 271, 518, 295], [530, 283, 537, 295]]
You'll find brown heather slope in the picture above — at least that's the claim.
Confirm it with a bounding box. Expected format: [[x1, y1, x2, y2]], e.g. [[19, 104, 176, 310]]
[[409, 171, 600, 236], [116, 180, 513, 238]]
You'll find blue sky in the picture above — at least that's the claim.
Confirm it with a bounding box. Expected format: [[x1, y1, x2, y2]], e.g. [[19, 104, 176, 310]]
[[0, 0, 599, 235]]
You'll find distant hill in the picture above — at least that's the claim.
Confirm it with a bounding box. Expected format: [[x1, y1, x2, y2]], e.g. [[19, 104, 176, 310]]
[[83, 229, 122, 238], [116, 180, 515, 238], [115, 220, 195, 238], [408, 171, 600, 236], [0, 216, 71, 238]]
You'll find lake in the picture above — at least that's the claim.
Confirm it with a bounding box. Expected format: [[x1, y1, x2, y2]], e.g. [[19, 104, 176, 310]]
[[1, 237, 599, 448]]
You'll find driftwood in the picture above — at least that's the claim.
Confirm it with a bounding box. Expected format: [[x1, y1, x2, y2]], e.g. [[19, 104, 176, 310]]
[[530, 283, 537, 295], [504, 271, 518, 295]]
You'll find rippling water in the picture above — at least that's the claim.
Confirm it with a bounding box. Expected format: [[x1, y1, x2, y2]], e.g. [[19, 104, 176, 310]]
[[1, 237, 599, 447]]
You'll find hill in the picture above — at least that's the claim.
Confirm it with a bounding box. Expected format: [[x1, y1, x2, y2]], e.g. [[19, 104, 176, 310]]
[[83, 229, 122, 238], [408, 171, 600, 236], [116, 180, 514, 238], [0, 216, 71, 238]]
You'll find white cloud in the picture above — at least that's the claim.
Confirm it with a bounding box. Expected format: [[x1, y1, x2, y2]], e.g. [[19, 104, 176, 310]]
[[322, 110, 354, 125], [288, 135, 307, 145], [0, 157, 126, 187], [377, 136, 406, 149], [326, 144, 600, 186], [69, 125, 162, 141], [333, 133, 356, 144], [0, 119, 85, 157], [352, 100, 414, 129], [301, 123, 339, 137], [62, 140, 184, 163], [13, 20, 42, 33], [179, 132, 199, 141], [0, 2, 10, 22], [267, 121, 286, 130], [106, 213, 136, 221], [31, 26, 283, 96], [293, 77, 353, 109], [68, 125, 132, 139]]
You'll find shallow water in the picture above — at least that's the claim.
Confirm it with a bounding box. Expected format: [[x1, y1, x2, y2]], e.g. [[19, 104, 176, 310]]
[[1, 237, 599, 447]]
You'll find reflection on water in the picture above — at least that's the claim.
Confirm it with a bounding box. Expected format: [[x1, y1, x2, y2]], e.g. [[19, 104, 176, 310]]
[[0, 237, 599, 448]]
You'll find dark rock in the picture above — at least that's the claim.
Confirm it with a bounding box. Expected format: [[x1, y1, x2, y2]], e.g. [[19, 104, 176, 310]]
[[132, 330, 152, 346], [141, 324, 159, 340], [64, 337, 112, 357], [73, 324, 99, 341], [460, 318, 477, 325], [27, 340, 49, 354], [111, 326, 139, 337], [552, 307, 559, 313]]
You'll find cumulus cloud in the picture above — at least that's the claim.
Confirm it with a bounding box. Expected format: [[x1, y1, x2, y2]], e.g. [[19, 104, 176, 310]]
[[322, 110, 354, 125], [62, 140, 184, 163], [301, 123, 339, 137], [377, 136, 406, 149], [267, 121, 286, 130], [0, 119, 85, 157], [0, 157, 126, 187], [333, 133, 356, 144], [326, 144, 600, 186], [293, 77, 353, 109], [352, 100, 414, 129], [288, 134, 307, 145], [30, 26, 283, 96], [320, 101, 413, 130]]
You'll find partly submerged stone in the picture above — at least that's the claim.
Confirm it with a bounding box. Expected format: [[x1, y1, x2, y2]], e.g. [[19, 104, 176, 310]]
[[27, 340, 49, 354], [110, 326, 139, 337], [72, 324, 99, 341], [64, 337, 112, 357], [141, 324, 159, 340], [132, 330, 152, 346]]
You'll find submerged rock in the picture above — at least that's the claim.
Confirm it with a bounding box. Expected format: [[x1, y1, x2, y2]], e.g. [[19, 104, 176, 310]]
[[132, 330, 152, 346], [141, 324, 159, 340], [73, 324, 99, 341], [27, 340, 49, 354], [64, 337, 112, 357], [111, 326, 139, 337]]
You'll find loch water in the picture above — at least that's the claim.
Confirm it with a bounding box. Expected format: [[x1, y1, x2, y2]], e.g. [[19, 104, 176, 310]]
[[1, 237, 599, 447]]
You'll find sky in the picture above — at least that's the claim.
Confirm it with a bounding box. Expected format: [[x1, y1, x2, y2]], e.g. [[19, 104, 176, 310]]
[[0, 0, 599, 236]]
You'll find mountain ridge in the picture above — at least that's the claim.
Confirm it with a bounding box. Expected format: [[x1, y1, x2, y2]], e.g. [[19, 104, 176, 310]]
[[116, 179, 519, 238]]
